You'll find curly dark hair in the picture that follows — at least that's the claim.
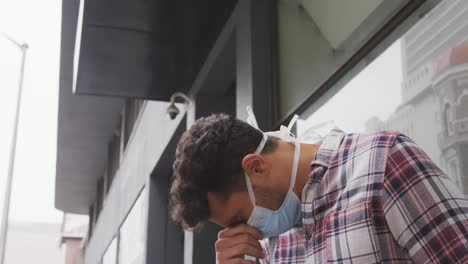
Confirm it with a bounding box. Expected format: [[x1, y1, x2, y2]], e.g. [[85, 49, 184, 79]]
[[169, 113, 276, 229]]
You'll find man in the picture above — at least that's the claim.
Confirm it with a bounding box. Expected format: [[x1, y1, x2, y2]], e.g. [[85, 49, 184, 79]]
[[170, 112, 468, 263]]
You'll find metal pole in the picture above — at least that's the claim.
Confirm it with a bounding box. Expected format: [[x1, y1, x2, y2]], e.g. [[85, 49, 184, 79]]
[[0, 33, 28, 264], [184, 100, 195, 264]]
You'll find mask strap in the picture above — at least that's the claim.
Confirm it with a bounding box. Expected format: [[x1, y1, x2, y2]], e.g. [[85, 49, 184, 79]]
[[287, 115, 299, 132], [245, 140, 300, 206], [246, 106, 260, 129], [245, 174, 256, 205], [244, 106, 301, 205], [255, 133, 268, 154]]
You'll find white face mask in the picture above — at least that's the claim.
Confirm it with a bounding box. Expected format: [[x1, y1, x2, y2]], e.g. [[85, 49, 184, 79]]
[[243, 107, 322, 238]]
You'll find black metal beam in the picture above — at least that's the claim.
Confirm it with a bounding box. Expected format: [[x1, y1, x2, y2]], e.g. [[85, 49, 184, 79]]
[[146, 116, 187, 264], [236, 0, 278, 131], [74, 0, 237, 101]]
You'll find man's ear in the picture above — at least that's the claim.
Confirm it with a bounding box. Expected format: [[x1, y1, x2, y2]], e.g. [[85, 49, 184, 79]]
[[242, 154, 269, 179]]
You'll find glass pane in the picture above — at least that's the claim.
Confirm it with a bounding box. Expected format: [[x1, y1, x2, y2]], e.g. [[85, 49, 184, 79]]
[[298, 0, 468, 195], [103, 236, 118, 264], [118, 188, 146, 264], [277, 0, 410, 119]]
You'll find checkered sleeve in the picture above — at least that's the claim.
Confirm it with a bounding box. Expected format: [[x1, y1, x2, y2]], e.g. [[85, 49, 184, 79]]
[[383, 135, 468, 264]]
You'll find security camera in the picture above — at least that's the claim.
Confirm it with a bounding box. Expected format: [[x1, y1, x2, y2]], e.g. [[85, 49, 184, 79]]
[[167, 103, 180, 120], [166, 92, 192, 120]]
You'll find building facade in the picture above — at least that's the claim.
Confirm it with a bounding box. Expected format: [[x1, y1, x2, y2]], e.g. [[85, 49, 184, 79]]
[[60, 214, 88, 264], [55, 1, 444, 264], [365, 0, 468, 195]]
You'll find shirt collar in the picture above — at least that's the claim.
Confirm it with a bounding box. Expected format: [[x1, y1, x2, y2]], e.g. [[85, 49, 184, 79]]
[[310, 128, 346, 169]]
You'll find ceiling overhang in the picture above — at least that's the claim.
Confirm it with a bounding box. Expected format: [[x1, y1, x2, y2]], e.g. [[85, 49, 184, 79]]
[[73, 0, 237, 100], [56, 0, 237, 213], [56, 0, 123, 214]]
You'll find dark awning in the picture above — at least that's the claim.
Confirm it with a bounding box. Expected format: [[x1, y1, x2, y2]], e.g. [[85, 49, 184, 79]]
[[73, 0, 237, 100]]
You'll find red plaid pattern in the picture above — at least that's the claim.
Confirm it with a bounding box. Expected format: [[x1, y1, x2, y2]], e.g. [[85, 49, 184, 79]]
[[260, 130, 468, 263]]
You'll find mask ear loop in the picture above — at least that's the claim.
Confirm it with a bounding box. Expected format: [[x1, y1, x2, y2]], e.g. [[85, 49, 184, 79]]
[[284, 114, 300, 191], [245, 174, 256, 206], [254, 133, 268, 154], [246, 106, 259, 129]]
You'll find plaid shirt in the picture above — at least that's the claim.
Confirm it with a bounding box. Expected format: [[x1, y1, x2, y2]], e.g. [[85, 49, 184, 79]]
[[260, 129, 468, 263]]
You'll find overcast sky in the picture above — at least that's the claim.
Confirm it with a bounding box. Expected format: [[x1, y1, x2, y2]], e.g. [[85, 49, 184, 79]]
[[0, 0, 62, 223], [299, 40, 403, 135]]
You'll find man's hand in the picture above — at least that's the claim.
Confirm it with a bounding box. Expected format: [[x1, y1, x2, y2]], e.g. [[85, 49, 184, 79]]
[[215, 224, 264, 264]]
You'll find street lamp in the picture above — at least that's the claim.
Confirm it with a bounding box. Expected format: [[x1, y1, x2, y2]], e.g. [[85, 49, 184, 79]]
[[0, 32, 28, 264]]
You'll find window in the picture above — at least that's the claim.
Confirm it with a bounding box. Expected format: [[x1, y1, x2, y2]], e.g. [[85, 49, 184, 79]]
[[88, 204, 95, 239], [123, 99, 144, 150], [297, 0, 468, 195], [443, 103, 452, 135], [277, 0, 412, 120], [106, 130, 121, 192], [96, 177, 105, 218], [103, 236, 118, 264], [119, 188, 146, 264]]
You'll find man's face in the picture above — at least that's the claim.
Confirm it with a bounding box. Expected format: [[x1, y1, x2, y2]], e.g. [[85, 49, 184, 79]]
[[207, 140, 295, 227], [207, 191, 253, 227]]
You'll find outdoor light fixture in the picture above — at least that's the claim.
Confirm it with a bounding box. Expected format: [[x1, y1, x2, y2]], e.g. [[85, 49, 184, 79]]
[[166, 92, 192, 120]]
